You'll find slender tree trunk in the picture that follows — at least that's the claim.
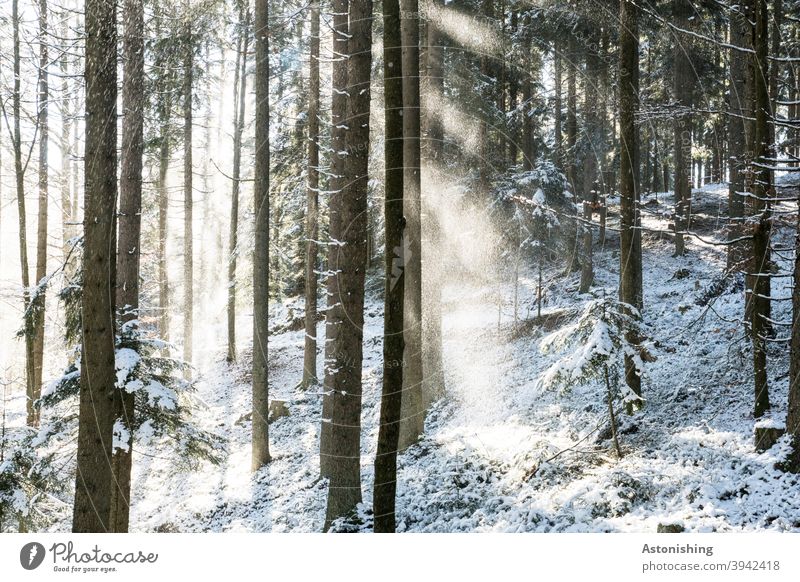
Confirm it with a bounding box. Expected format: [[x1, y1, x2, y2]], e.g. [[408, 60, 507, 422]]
[[157, 131, 170, 342], [507, 11, 518, 165], [727, 4, 751, 269], [324, 0, 372, 530], [59, 27, 74, 266], [11, 0, 35, 428], [672, 0, 694, 258], [302, 0, 320, 387], [565, 35, 580, 273], [619, 0, 643, 410], [579, 36, 600, 294], [252, 0, 271, 471], [788, 194, 800, 470], [398, 0, 424, 451], [31, 0, 50, 428], [554, 37, 562, 169], [320, 0, 349, 479], [73, 0, 118, 533], [374, 0, 404, 532], [110, 0, 144, 533], [521, 15, 533, 171], [183, 9, 194, 375], [750, 0, 771, 419], [769, 0, 781, 159], [227, 6, 250, 363]]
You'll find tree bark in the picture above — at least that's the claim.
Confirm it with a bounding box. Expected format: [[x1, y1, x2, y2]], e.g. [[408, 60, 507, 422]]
[[110, 0, 144, 533], [750, 0, 771, 419], [727, 2, 751, 269], [227, 5, 250, 363], [553, 37, 562, 169], [31, 0, 50, 428], [320, 0, 349, 479], [324, 0, 372, 530], [183, 7, 194, 375], [565, 34, 580, 273], [619, 0, 643, 409], [521, 14, 533, 171], [252, 0, 271, 471], [579, 35, 600, 294], [788, 194, 800, 470], [374, 0, 404, 532], [398, 0, 424, 451], [11, 0, 35, 428], [73, 0, 117, 533], [672, 0, 694, 258], [302, 0, 320, 387]]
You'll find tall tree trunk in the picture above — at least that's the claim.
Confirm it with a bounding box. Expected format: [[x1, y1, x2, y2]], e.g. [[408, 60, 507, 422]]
[[324, 0, 372, 530], [73, 0, 118, 533], [619, 0, 643, 410], [507, 11, 518, 165], [59, 22, 74, 266], [750, 0, 771, 419], [157, 130, 170, 342], [110, 0, 144, 533], [374, 0, 404, 532], [398, 0, 424, 451], [320, 0, 349, 479], [769, 0, 781, 159], [553, 37, 562, 169], [521, 15, 533, 171], [302, 0, 320, 387], [565, 34, 580, 273], [183, 9, 194, 375], [727, 3, 751, 269], [11, 0, 35, 428], [31, 0, 50, 428], [252, 0, 271, 471], [227, 5, 250, 363], [579, 35, 600, 294], [672, 0, 694, 258], [788, 195, 800, 470]]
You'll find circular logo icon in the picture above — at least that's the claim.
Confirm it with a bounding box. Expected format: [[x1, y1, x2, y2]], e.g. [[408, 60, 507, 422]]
[[20, 542, 46, 570]]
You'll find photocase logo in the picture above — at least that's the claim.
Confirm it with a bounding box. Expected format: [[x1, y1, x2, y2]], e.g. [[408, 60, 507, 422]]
[[20, 542, 46, 570]]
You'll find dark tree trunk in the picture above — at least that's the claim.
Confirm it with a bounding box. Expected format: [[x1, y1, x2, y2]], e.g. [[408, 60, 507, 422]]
[[554, 37, 562, 168], [750, 0, 771, 419], [302, 0, 320, 387], [619, 0, 643, 410], [727, 3, 751, 269], [374, 0, 404, 532], [788, 198, 800, 470], [252, 0, 271, 471], [73, 0, 118, 533], [565, 35, 580, 273], [320, 0, 349, 479], [399, 0, 424, 451], [521, 14, 533, 171], [579, 35, 600, 294], [672, 0, 694, 258], [11, 0, 35, 428], [324, 0, 372, 530], [110, 0, 144, 533]]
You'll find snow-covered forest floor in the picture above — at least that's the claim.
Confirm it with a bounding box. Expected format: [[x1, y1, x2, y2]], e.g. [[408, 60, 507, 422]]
[[36, 182, 800, 533]]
